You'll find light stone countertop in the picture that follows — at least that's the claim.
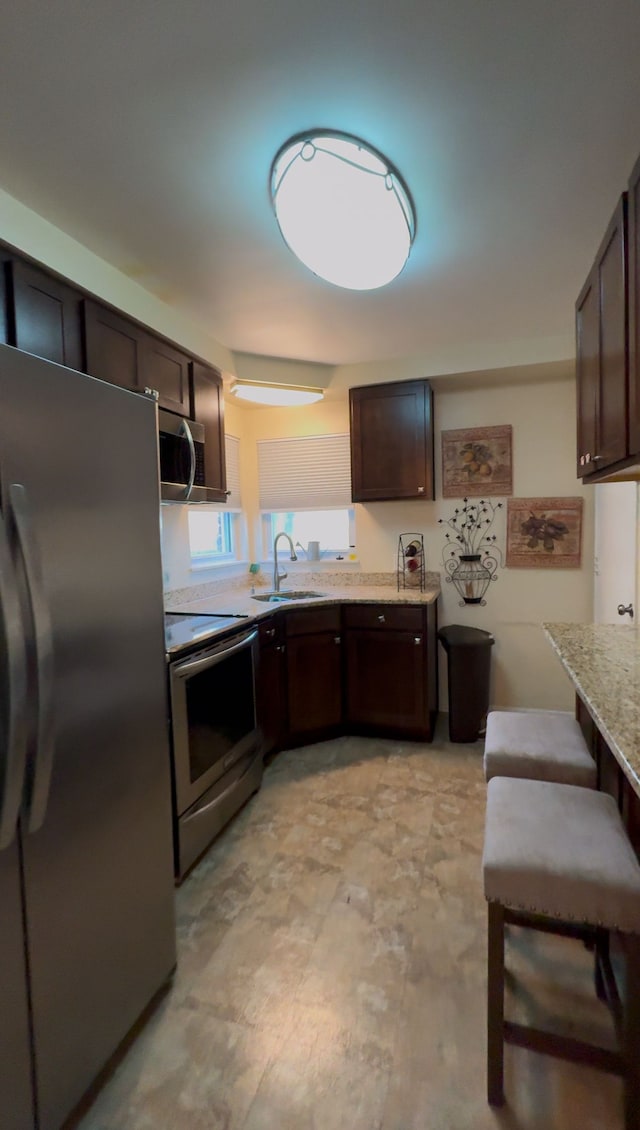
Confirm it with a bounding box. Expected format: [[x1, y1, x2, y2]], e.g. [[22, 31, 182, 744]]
[[166, 570, 440, 619], [544, 622, 640, 797]]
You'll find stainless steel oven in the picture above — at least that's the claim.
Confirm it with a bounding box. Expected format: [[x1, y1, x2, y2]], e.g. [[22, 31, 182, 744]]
[[169, 627, 262, 880]]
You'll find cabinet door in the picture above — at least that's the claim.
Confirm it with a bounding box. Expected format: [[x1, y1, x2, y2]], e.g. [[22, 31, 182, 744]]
[[9, 260, 83, 371], [83, 300, 143, 390], [345, 628, 428, 737], [350, 379, 434, 501], [191, 361, 227, 500], [595, 196, 628, 470], [576, 270, 599, 476], [140, 335, 190, 416], [628, 156, 640, 455], [286, 631, 343, 739], [258, 642, 287, 755]]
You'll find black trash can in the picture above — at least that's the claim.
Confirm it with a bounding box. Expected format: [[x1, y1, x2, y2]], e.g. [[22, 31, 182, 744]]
[[437, 625, 494, 742]]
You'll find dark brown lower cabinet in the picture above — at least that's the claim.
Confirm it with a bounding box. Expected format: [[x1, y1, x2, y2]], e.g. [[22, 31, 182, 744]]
[[285, 631, 343, 742], [258, 640, 287, 755], [576, 693, 639, 857], [346, 629, 428, 738], [255, 601, 438, 755]]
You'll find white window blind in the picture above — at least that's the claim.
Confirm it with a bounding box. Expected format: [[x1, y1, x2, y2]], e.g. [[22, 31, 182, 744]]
[[224, 434, 241, 511], [258, 433, 352, 511]]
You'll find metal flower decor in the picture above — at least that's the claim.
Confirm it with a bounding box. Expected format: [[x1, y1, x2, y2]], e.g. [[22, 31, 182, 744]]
[[439, 498, 503, 606]]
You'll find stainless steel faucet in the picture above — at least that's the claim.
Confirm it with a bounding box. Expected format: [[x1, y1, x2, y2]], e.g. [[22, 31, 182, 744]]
[[273, 532, 297, 592]]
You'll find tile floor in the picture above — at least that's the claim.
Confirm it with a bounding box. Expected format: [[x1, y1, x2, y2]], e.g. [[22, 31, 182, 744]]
[[78, 724, 622, 1129]]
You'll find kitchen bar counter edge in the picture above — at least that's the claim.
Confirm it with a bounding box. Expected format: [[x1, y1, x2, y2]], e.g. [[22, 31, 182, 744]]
[[544, 622, 640, 798]]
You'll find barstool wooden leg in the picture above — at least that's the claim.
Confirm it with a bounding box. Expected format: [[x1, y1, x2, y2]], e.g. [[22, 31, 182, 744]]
[[624, 935, 640, 1130], [487, 901, 505, 1106]]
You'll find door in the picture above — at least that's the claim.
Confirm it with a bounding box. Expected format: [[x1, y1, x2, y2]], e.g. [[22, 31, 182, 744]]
[[83, 299, 144, 390], [596, 197, 628, 469], [576, 271, 599, 476], [140, 334, 190, 416], [350, 379, 434, 501], [191, 361, 227, 501], [0, 846, 35, 1130], [9, 260, 83, 372], [286, 632, 343, 738], [593, 482, 637, 623], [345, 629, 427, 735], [0, 344, 176, 1130]]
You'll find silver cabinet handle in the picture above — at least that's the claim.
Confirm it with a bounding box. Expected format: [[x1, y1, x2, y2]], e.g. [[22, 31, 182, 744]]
[[579, 455, 585, 467], [334, 636, 341, 644], [266, 628, 276, 638], [10, 484, 55, 836], [377, 614, 386, 623], [414, 636, 422, 645], [591, 455, 603, 461], [417, 486, 425, 493], [180, 418, 196, 501], [0, 504, 28, 849], [275, 645, 285, 653]]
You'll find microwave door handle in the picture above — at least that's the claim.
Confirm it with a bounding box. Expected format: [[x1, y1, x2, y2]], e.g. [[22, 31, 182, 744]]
[[180, 418, 196, 501], [174, 630, 258, 678], [9, 485, 55, 835], [0, 504, 28, 849]]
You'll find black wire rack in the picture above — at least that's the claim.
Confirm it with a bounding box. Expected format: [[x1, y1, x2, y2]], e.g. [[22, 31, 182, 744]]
[[397, 532, 425, 592]]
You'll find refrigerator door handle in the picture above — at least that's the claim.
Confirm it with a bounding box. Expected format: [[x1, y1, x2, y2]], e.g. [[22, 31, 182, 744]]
[[0, 504, 28, 849], [9, 484, 56, 834], [180, 418, 196, 501]]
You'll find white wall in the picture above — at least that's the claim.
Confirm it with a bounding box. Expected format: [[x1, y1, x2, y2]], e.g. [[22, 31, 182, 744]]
[[235, 366, 592, 712], [0, 187, 233, 372]]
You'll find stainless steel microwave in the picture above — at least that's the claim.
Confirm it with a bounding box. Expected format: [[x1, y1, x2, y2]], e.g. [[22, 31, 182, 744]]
[[158, 408, 219, 503]]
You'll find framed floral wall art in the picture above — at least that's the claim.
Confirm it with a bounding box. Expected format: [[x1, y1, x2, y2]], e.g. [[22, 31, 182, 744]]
[[506, 497, 583, 568], [441, 425, 513, 498]]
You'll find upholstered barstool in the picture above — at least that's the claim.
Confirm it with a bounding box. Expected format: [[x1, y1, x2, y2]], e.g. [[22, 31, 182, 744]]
[[484, 710, 596, 788], [483, 776, 640, 1129]]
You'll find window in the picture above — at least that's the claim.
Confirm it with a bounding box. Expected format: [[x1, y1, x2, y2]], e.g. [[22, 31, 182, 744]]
[[257, 433, 353, 559], [265, 509, 353, 558], [187, 434, 243, 566], [188, 509, 234, 562]]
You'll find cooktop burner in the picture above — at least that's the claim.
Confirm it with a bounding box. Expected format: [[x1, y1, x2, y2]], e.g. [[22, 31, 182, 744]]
[[164, 612, 249, 655]]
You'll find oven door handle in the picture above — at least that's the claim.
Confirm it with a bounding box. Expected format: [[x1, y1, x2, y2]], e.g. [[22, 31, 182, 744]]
[[173, 630, 258, 678], [180, 418, 196, 501]]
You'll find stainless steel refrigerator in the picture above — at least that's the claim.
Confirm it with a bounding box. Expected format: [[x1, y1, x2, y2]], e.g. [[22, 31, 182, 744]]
[[0, 344, 176, 1130]]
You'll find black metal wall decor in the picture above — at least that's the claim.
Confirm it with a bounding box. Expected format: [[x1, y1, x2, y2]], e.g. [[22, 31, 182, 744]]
[[439, 498, 503, 606], [397, 532, 425, 591]]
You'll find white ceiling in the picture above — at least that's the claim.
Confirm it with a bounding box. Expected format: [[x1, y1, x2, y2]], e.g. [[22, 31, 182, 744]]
[[2, 0, 640, 367]]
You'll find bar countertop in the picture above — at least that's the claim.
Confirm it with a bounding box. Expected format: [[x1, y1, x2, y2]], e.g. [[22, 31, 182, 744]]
[[544, 622, 640, 798]]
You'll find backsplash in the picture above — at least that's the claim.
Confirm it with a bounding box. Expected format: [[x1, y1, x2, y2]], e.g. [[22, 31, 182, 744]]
[[164, 568, 441, 608]]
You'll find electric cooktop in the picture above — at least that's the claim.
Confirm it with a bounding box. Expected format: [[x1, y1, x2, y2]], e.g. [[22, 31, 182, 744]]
[[164, 612, 249, 656]]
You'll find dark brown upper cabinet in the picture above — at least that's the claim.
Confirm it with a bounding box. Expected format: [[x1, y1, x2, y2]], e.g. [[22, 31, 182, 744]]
[[7, 260, 83, 372], [83, 300, 144, 391], [140, 335, 190, 416], [84, 299, 191, 415], [190, 361, 227, 501], [349, 378, 434, 501], [576, 195, 628, 480], [628, 154, 640, 457]]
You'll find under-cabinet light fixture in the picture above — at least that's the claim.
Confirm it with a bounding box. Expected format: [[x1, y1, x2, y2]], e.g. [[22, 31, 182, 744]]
[[270, 130, 416, 290], [230, 380, 324, 407]]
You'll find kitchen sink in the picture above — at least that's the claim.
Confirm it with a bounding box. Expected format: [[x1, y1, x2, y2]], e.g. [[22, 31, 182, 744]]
[[252, 590, 326, 603]]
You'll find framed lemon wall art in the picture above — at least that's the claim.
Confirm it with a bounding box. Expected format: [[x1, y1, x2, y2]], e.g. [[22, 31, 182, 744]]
[[441, 425, 513, 499]]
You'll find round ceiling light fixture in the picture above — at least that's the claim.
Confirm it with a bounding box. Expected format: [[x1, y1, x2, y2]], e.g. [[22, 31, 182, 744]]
[[270, 130, 416, 291]]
